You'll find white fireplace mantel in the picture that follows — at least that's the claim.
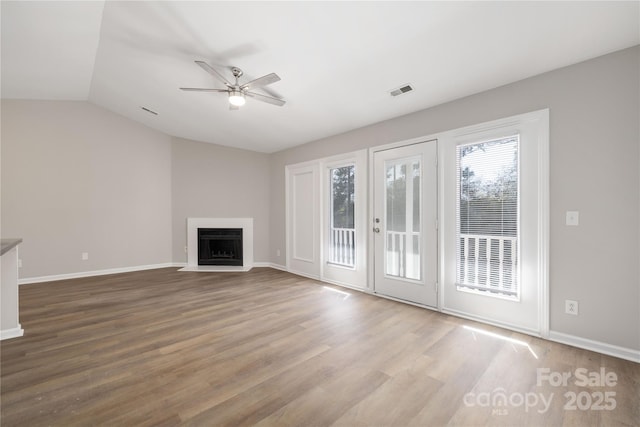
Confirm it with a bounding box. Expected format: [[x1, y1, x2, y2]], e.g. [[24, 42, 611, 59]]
[[180, 218, 253, 272]]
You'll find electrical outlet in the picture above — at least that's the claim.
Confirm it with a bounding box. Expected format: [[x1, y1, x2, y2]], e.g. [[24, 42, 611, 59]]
[[276, 249, 281, 257], [566, 211, 579, 226], [82, 252, 89, 261], [18, 259, 22, 268], [565, 299, 579, 315], [184, 246, 188, 253]]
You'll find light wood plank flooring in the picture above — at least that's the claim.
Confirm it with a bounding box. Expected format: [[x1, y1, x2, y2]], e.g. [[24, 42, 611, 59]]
[[1, 268, 638, 426]]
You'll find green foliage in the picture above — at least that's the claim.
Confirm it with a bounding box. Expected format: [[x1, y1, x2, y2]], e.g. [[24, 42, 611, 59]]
[[332, 166, 355, 229]]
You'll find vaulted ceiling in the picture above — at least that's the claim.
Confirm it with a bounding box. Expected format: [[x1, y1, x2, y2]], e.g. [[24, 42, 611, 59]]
[[2, 1, 638, 153]]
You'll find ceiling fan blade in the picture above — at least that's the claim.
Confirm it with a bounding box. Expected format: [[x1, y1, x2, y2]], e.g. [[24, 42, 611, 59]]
[[245, 91, 286, 106], [241, 73, 281, 91], [195, 60, 232, 87], [180, 88, 228, 92]]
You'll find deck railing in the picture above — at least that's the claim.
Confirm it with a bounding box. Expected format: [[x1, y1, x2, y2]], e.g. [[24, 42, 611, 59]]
[[330, 227, 355, 267], [385, 230, 421, 280], [458, 233, 518, 296], [330, 228, 517, 294]]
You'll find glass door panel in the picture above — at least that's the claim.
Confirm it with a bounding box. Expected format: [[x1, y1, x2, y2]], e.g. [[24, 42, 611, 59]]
[[373, 141, 438, 307], [385, 157, 421, 280]]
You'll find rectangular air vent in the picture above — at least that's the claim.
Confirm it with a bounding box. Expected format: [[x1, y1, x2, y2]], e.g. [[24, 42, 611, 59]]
[[390, 84, 413, 97], [141, 106, 158, 115]]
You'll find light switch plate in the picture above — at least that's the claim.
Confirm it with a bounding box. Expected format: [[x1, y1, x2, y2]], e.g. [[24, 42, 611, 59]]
[[566, 211, 579, 226]]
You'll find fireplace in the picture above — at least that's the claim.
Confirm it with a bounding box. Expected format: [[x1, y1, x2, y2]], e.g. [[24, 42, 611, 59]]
[[198, 228, 243, 266], [182, 218, 253, 272]]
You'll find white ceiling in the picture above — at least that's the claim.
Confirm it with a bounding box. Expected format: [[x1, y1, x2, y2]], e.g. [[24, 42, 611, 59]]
[[2, 1, 639, 153]]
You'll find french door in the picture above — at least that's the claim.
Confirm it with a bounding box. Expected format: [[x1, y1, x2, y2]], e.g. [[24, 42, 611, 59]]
[[373, 140, 438, 307]]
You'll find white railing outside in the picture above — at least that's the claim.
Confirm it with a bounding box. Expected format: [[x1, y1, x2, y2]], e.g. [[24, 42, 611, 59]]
[[330, 227, 355, 267], [385, 230, 421, 280], [458, 233, 518, 296]]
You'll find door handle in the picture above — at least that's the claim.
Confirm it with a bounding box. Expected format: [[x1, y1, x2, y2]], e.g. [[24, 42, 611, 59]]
[[373, 227, 380, 233]]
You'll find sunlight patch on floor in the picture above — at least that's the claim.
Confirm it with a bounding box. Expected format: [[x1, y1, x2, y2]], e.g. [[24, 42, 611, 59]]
[[463, 325, 538, 359]]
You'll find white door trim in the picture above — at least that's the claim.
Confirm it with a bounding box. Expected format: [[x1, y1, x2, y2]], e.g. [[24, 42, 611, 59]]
[[368, 137, 440, 310], [437, 109, 549, 336], [320, 150, 368, 290], [364, 109, 549, 335], [286, 110, 549, 339]]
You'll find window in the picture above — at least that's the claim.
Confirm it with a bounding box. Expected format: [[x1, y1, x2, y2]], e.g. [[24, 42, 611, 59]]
[[385, 157, 421, 280], [329, 165, 355, 267], [456, 135, 519, 297]]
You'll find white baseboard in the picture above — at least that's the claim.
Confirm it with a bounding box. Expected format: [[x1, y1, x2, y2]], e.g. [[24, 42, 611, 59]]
[[319, 276, 369, 293], [286, 269, 321, 281], [548, 331, 640, 364], [269, 263, 288, 271], [375, 292, 439, 311], [253, 262, 287, 270], [441, 307, 542, 338], [19, 263, 180, 285], [19, 262, 279, 284], [1, 325, 24, 340]]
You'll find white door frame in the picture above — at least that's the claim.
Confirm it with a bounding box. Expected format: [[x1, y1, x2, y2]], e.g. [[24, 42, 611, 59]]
[[285, 110, 549, 338], [368, 136, 441, 309], [437, 110, 549, 337], [366, 110, 549, 337], [320, 150, 368, 290], [285, 150, 368, 288], [371, 140, 438, 307]]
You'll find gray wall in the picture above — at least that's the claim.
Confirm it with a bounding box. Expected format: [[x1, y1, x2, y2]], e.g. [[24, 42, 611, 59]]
[[1, 102, 273, 279], [1, 100, 173, 277], [2, 47, 638, 352], [170, 137, 271, 263], [270, 46, 640, 350]]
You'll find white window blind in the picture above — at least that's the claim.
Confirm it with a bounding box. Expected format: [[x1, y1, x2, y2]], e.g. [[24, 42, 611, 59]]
[[456, 135, 519, 297]]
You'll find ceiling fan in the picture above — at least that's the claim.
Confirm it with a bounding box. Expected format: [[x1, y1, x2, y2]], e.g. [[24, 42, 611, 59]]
[[180, 61, 285, 109]]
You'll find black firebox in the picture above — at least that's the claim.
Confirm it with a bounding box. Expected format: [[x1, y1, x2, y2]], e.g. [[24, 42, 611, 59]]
[[197, 228, 243, 266]]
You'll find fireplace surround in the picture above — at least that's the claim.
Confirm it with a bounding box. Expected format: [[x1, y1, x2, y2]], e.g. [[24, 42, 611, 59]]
[[180, 218, 254, 272]]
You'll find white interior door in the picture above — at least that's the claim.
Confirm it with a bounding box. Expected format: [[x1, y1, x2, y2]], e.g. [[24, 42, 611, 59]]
[[373, 141, 438, 307], [286, 162, 320, 278]]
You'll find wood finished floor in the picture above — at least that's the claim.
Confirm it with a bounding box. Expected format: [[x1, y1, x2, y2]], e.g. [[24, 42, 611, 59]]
[[1, 268, 638, 426]]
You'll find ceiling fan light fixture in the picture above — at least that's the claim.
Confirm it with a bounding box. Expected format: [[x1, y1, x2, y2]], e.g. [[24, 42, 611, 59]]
[[228, 91, 246, 107]]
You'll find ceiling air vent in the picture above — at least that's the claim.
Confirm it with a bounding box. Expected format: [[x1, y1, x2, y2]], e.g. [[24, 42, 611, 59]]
[[390, 84, 413, 97], [141, 106, 158, 115]]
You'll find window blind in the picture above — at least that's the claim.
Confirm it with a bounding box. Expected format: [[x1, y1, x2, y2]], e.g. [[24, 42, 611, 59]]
[[456, 135, 520, 297]]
